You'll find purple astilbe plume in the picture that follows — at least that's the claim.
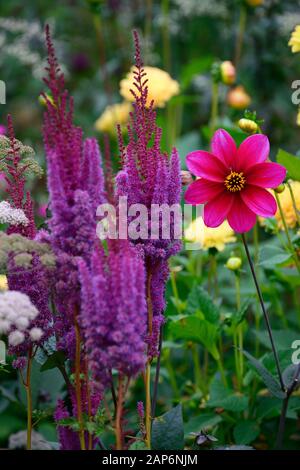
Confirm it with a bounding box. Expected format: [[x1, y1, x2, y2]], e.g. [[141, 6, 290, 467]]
[[78, 240, 147, 389], [42, 26, 106, 352], [2, 117, 53, 363], [116, 32, 182, 357]]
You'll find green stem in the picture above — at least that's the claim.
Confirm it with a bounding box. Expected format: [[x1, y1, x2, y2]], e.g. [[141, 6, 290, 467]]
[[234, 6, 247, 68], [287, 181, 300, 227], [242, 233, 285, 392], [275, 192, 300, 275], [25, 347, 33, 450], [161, 0, 170, 73], [235, 274, 244, 389], [191, 344, 206, 393], [253, 222, 261, 357], [210, 82, 219, 135]]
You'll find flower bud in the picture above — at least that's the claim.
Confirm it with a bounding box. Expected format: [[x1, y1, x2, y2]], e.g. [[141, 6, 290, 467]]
[[246, 0, 264, 6], [225, 256, 242, 271], [227, 86, 251, 110], [220, 61, 236, 86], [181, 170, 193, 186], [274, 184, 285, 194], [238, 118, 258, 134]]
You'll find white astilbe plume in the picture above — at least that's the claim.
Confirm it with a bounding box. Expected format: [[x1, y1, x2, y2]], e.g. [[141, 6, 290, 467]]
[[0, 201, 29, 226], [0, 291, 42, 345]]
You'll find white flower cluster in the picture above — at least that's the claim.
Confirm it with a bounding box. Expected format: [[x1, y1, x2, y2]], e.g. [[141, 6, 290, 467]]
[[0, 291, 43, 346], [0, 201, 29, 226]]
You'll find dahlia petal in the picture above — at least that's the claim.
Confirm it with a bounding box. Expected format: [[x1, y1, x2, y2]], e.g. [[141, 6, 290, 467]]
[[186, 150, 227, 182], [211, 129, 237, 167], [241, 185, 277, 217], [184, 179, 224, 204], [246, 162, 286, 188], [203, 192, 234, 228], [237, 134, 270, 171], [227, 196, 257, 233]]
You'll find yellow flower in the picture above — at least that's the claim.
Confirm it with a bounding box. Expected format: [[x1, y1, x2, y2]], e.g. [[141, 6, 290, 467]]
[[0, 275, 8, 291], [288, 25, 300, 53], [185, 217, 236, 251], [227, 86, 251, 110], [94, 101, 132, 134], [297, 108, 300, 126], [120, 66, 179, 108], [274, 181, 300, 229]]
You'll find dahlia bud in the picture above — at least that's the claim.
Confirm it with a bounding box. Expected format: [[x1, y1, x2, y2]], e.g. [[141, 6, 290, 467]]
[[220, 61, 236, 86], [246, 0, 264, 6], [274, 184, 285, 194], [227, 86, 251, 110], [181, 170, 193, 186], [238, 118, 258, 134], [225, 256, 242, 271]]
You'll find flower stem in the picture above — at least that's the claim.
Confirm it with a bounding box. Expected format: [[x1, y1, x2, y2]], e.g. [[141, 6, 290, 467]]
[[151, 323, 163, 418], [210, 82, 219, 135], [275, 192, 300, 275], [286, 181, 300, 227], [275, 364, 300, 449], [115, 374, 124, 450], [84, 357, 93, 450], [241, 233, 285, 392], [235, 273, 244, 390], [234, 6, 247, 68], [74, 317, 86, 450], [25, 347, 33, 450], [145, 362, 151, 449]]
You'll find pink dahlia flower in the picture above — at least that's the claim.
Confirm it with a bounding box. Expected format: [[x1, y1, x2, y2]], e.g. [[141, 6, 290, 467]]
[[185, 129, 286, 233]]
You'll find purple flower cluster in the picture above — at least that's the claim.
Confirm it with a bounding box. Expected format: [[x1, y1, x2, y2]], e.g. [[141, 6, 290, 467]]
[[116, 32, 182, 355], [42, 26, 106, 351], [79, 240, 147, 387]]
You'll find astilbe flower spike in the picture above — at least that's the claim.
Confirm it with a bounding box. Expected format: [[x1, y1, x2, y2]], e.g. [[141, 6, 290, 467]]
[[79, 240, 147, 389], [116, 31, 182, 356], [185, 129, 286, 233], [42, 25, 106, 353]]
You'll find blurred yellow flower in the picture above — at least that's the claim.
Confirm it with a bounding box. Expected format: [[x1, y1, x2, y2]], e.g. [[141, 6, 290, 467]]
[[246, 0, 264, 6], [227, 86, 251, 110], [297, 108, 300, 126], [94, 101, 132, 134], [273, 181, 300, 229], [185, 217, 236, 251], [120, 66, 179, 108], [288, 25, 300, 53], [0, 275, 8, 291]]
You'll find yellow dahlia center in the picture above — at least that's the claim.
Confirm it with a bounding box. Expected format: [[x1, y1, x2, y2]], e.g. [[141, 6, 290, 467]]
[[224, 171, 246, 192]]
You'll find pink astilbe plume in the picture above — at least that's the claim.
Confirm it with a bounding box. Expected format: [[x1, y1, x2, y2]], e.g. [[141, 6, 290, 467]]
[[116, 32, 182, 357], [185, 129, 286, 233], [42, 26, 106, 353]]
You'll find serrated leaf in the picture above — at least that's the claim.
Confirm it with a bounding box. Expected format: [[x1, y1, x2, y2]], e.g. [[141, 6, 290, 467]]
[[276, 149, 300, 181], [186, 285, 220, 323], [151, 404, 184, 450], [169, 316, 220, 360], [233, 421, 260, 445], [243, 350, 286, 399]]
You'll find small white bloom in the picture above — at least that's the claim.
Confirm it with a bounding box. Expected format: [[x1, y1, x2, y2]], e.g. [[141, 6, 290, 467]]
[[8, 330, 25, 346], [29, 327, 43, 342], [0, 201, 29, 226], [15, 316, 29, 331], [0, 319, 11, 334]]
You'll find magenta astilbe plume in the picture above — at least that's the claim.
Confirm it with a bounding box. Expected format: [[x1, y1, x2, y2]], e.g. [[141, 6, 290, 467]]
[[79, 240, 147, 388], [42, 26, 106, 349], [116, 32, 182, 355]]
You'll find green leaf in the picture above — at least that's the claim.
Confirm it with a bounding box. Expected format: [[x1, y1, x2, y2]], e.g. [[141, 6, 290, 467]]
[[180, 57, 213, 90], [207, 377, 248, 412], [254, 329, 300, 352], [40, 351, 66, 372], [129, 441, 149, 450], [233, 421, 260, 445], [184, 413, 222, 438], [276, 148, 300, 181], [242, 350, 286, 399], [186, 285, 220, 323], [232, 298, 252, 326], [151, 404, 184, 450], [169, 316, 220, 360], [259, 245, 292, 269]]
